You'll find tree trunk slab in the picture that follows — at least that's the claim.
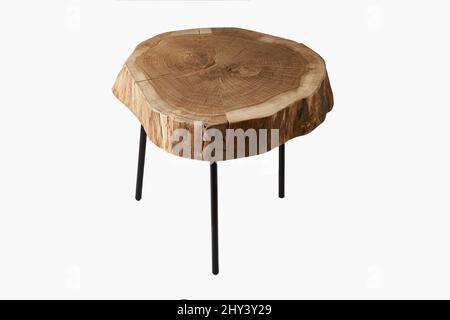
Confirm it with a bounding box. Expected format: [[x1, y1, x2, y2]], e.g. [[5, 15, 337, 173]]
[[113, 27, 333, 161]]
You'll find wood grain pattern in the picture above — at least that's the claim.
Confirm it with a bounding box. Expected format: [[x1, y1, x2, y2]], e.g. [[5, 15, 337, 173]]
[[112, 27, 333, 160]]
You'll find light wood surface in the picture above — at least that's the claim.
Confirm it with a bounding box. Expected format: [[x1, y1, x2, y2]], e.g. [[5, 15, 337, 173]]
[[113, 27, 333, 160]]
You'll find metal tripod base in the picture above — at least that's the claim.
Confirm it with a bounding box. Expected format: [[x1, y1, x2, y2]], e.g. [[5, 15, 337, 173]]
[[134, 125, 285, 275]]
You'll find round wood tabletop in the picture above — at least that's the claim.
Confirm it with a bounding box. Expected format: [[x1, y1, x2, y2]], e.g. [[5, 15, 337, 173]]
[[113, 28, 333, 161]]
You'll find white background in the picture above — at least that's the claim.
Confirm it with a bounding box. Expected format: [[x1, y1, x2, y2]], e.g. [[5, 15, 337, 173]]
[[0, 0, 449, 299]]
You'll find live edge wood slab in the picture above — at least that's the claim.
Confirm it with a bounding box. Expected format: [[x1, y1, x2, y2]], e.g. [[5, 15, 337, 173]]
[[113, 27, 333, 160]]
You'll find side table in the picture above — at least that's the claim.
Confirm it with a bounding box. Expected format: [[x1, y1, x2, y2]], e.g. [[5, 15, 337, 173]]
[[113, 27, 333, 274]]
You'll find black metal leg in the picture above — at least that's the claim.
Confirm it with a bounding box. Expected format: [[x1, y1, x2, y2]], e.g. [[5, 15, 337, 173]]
[[135, 125, 147, 201], [210, 162, 219, 275], [279, 144, 285, 198]]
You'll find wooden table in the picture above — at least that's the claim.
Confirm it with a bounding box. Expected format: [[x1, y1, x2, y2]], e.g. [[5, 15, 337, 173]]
[[113, 27, 333, 275]]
